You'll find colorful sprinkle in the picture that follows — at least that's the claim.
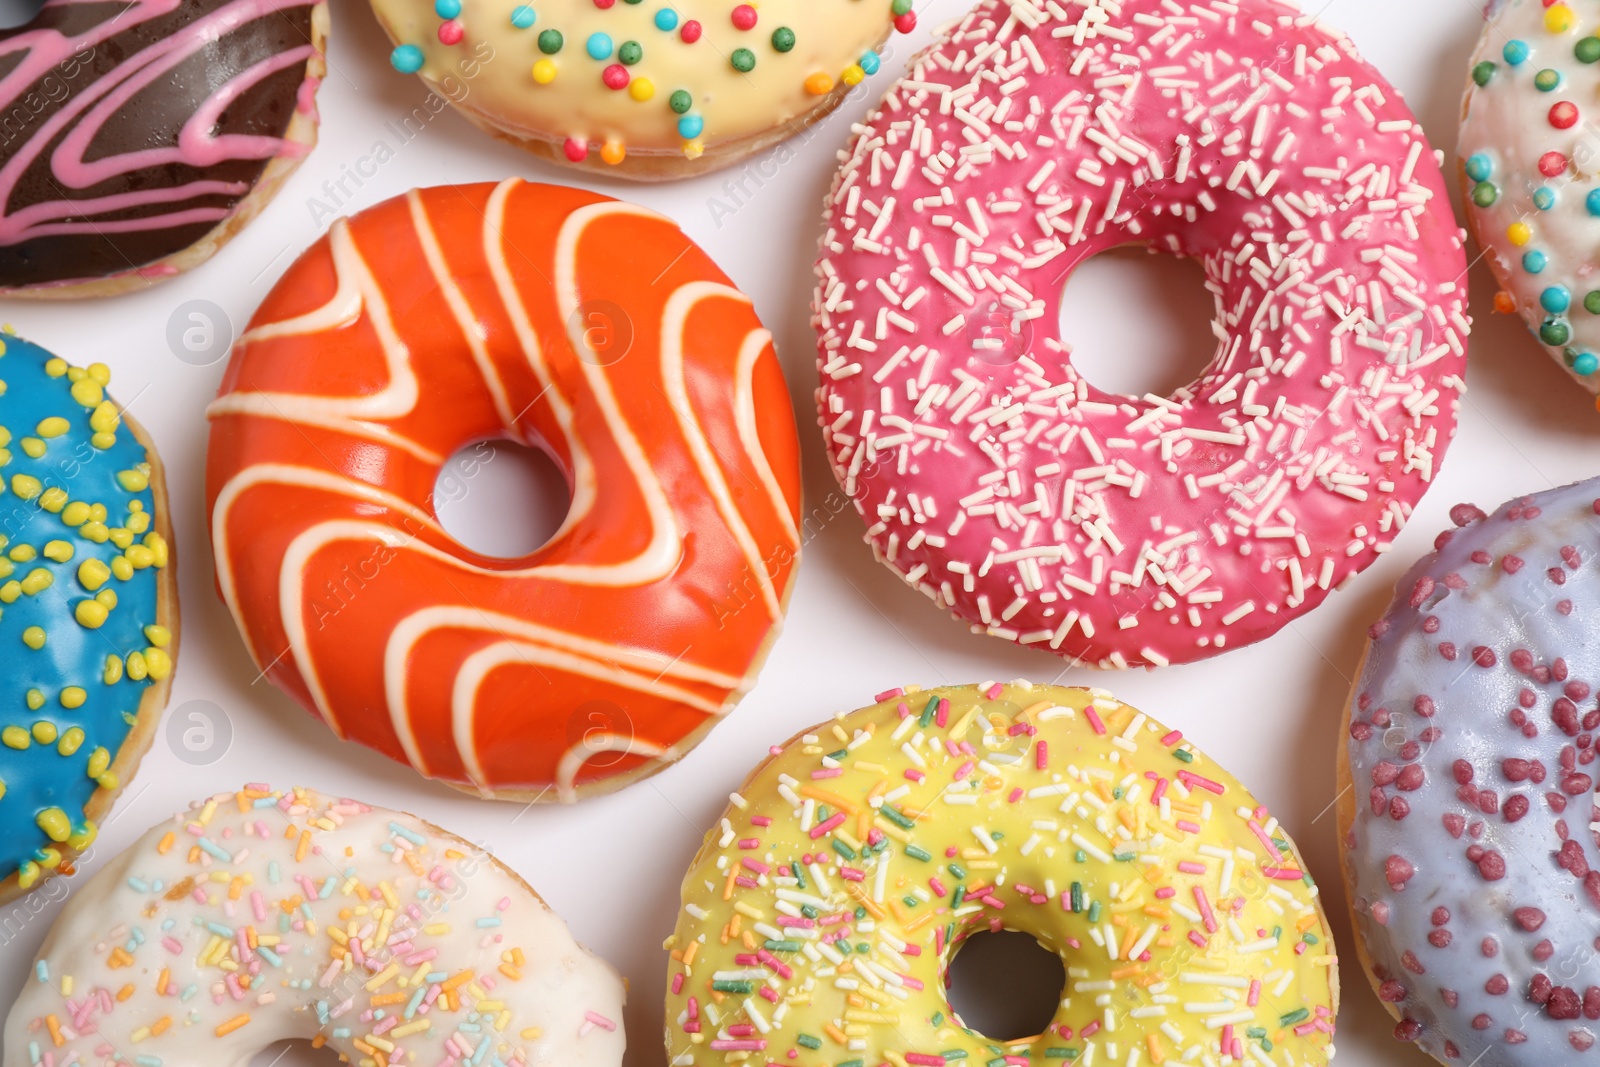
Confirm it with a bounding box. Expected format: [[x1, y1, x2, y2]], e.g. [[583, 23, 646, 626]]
[[11, 788, 618, 1067], [390, 44, 424, 73], [665, 686, 1335, 1067]]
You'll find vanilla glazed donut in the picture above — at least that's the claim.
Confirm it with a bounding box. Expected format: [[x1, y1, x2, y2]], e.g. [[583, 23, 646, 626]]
[[206, 179, 802, 803], [1459, 0, 1600, 396], [813, 0, 1470, 669], [369, 0, 912, 180], [0, 0, 328, 297], [664, 682, 1338, 1067], [0, 336, 177, 906], [1341, 477, 1600, 1064], [3, 785, 627, 1066]]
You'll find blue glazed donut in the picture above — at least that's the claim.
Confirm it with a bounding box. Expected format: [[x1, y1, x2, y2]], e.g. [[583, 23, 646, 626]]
[[0, 335, 176, 902]]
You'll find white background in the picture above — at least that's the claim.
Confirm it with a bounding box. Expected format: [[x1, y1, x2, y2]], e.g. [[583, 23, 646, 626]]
[[0, 1, 1579, 1065]]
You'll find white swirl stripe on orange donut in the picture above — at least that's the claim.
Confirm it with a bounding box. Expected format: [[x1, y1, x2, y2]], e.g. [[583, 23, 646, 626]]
[[3, 786, 627, 1067], [813, 0, 1470, 670], [205, 180, 802, 802]]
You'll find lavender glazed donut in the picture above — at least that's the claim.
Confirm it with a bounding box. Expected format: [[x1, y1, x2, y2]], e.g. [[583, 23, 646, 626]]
[[0, 0, 328, 297], [1341, 477, 1600, 1064], [814, 0, 1470, 669]]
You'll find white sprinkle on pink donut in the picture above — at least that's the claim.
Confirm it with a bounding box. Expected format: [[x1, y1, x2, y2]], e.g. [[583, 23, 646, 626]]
[[812, 0, 1470, 669]]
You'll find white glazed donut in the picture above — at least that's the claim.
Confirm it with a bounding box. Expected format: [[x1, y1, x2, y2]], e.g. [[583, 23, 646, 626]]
[[1460, 0, 1600, 394], [3, 786, 626, 1067]]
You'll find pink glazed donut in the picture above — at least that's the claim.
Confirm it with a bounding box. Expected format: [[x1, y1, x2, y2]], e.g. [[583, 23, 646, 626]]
[[814, 0, 1470, 669]]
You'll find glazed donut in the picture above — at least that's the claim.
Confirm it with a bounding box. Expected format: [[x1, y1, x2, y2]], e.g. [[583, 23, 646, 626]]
[[0, 336, 177, 905], [370, 0, 910, 180], [814, 0, 1470, 669], [3, 785, 627, 1066], [1341, 477, 1600, 1063], [0, 0, 327, 297], [665, 682, 1338, 1067], [1460, 0, 1600, 395], [206, 179, 801, 803]]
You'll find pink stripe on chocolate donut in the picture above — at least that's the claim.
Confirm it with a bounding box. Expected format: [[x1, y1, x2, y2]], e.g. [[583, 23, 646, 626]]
[[0, 0, 324, 291]]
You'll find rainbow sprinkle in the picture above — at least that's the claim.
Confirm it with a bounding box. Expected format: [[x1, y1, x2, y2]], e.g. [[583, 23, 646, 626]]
[[6, 786, 625, 1067]]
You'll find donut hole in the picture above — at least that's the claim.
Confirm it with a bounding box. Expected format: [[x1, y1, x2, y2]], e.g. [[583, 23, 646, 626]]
[[431, 439, 570, 559], [945, 929, 1066, 1041], [0, 0, 45, 28], [250, 1039, 344, 1066], [1057, 248, 1219, 400]]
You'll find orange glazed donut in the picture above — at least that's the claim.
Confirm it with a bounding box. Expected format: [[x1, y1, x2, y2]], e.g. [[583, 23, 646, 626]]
[[205, 179, 802, 802]]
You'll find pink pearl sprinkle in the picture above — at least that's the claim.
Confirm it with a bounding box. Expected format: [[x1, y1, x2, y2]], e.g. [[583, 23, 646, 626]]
[[730, 4, 757, 29], [437, 19, 463, 44]]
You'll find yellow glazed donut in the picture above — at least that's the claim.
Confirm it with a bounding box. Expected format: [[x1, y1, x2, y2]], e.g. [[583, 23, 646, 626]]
[[369, 1, 914, 180], [664, 683, 1338, 1067]]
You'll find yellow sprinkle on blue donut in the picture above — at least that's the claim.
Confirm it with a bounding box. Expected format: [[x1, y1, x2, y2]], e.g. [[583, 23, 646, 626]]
[[0, 337, 169, 887]]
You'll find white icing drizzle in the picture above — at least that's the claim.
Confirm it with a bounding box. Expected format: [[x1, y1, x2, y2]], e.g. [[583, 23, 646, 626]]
[[212, 222, 438, 463]]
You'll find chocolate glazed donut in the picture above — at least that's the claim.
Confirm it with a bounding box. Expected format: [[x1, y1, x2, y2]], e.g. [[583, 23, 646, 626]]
[[0, 0, 327, 297]]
